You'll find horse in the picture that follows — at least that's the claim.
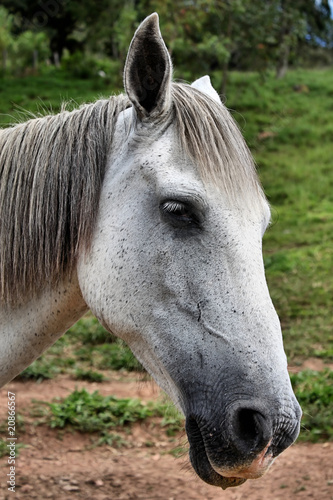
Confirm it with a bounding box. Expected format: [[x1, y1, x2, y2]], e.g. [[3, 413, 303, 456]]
[[0, 13, 301, 490]]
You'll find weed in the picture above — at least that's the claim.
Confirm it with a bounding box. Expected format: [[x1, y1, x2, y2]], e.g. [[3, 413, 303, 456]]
[[17, 359, 60, 382], [74, 369, 106, 383], [69, 316, 114, 345], [291, 369, 333, 442], [0, 438, 25, 458], [46, 389, 156, 432], [94, 342, 143, 372]]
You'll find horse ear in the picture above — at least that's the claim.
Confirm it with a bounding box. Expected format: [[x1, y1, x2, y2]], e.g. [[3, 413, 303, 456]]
[[191, 75, 222, 104], [124, 13, 173, 119]]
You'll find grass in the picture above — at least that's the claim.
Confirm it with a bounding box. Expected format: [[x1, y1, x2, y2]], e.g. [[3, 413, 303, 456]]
[[291, 369, 333, 442], [17, 314, 142, 382], [0, 67, 122, 128], [0, 414, 26, 458], [222, 68, 333, 364], [1, 67, 332, 442], [46, 389, 157, 431], [31, 388, 184, 446]]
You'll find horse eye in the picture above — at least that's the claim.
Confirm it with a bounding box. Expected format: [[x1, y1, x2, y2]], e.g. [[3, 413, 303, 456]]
[[160, 200, 199, 227]]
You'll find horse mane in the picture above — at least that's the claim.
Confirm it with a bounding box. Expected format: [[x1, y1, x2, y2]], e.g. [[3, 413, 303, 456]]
[[0, 83, 264, 306], [0, 94, 130, 305], [171, 84, 264, 203]]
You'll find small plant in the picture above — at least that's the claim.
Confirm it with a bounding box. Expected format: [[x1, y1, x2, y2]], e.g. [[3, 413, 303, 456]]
[[32, 389, 185, 444], [0, 413, 25, 458], [96, 431, 127, 447], [95, 342, 143, 372], [69, 315, 114, 345], [0, 438, 7, 458], [16, 359, 59, 382], [74, 369, 106, 383], [290, 369, 333, 442], [158, 403, 184, 437], [46, 389, 156, 432]]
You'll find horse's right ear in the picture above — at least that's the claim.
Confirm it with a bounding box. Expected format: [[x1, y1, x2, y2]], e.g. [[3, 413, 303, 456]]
[[124, 13, 172, 120]]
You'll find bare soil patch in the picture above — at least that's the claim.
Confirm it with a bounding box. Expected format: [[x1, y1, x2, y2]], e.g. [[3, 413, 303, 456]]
[[0, 374, 332, 500]]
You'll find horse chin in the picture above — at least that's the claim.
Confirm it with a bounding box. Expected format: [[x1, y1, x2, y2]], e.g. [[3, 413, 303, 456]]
[[216, 440, 275, 481], [190, 448, 274, 490], [189, 448, 247, 490], [189, 435, 274, 490]]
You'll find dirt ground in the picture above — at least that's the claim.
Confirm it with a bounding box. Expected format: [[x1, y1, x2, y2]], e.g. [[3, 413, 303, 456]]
[[0, 367, 332, 500]]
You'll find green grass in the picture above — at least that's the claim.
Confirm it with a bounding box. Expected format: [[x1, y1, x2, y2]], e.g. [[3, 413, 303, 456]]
[[0, 67, 122, 128], [73, 368, 106, 383], [46, 389, 156, 431], [32, 388, 184, 445], [221, 68, 333, 364], [17, 314, 142, 381], [291, 370, 333, 442]]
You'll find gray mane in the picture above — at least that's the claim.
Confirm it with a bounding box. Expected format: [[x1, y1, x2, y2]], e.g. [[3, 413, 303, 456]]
[[0, 94, 130, 305], [0, 83, 263, 306], [171, 84, 264, 202]]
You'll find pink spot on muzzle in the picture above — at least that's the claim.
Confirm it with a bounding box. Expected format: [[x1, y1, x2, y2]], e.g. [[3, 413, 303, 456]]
[[217, 440, 274, 481]]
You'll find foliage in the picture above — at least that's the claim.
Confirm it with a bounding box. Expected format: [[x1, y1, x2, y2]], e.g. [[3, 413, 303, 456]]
[[12, 313, 142, 383], [17, 358, 60, 382], [0, 6, 14, 60], [13, 30, 50, 72], [0, 438, 25, 458], [60, 49, 122, 85], [69, 315, 114, 345], [92, 343, 143, 372], [0, 2, 332, 81], [74, 368, 106, 383], [291, 370, 333, 442], [45, 389, 158, 431], [69, 314, 143, 371], [32, 388, 184, 444], [0, 439, 6, 458]]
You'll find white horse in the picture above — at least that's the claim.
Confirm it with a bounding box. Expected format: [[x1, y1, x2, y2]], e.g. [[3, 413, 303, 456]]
[[0, 14, 301, 490]]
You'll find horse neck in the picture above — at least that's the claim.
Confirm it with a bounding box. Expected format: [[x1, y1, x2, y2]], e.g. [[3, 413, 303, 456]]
[[0, 273, 88, 387]]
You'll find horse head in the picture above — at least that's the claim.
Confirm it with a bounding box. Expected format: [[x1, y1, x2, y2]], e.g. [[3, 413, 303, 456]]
[[78, 14, 301, 489]]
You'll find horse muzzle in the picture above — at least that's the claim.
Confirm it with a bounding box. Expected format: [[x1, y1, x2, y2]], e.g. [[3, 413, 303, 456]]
[[185, 398, 301, 490]]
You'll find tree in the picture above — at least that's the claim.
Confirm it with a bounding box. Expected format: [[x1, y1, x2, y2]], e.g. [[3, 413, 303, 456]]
[[1, 0, 332, 81], [0, 7, 14, 72], [1, 0, 112, 59]]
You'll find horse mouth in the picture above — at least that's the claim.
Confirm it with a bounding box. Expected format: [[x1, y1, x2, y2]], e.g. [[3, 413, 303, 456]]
[[186, 416, 274, 490], [188, 434, 249, 490], [188, 441, 248, 490], [189, 441, 273, 490]]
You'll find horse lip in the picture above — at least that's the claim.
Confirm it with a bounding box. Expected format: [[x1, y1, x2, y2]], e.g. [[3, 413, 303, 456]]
[[214, 440, 275, 480], [187, 416, 247, 489], [191, 441, 273, 489], [188, 444, 247, 489], [186, 415, 274, 489]]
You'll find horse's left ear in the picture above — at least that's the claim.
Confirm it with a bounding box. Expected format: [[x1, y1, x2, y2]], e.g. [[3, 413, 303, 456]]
[[124, 13, 172, 119], [191, 75, 222, 104]]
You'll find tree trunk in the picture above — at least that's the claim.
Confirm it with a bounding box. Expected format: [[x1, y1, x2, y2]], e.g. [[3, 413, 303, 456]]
[[221, 59, 229, 96], [221, 12, 232, 95], [276, 41, 290, 79], [33, 50, 38, 72], [2, 49, 7, 71], [53, 52, 60, 68]]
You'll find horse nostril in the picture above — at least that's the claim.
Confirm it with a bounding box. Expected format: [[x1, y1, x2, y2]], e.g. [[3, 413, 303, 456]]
[[236, 409, 265, 441], [230, 405, 271, 455]]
